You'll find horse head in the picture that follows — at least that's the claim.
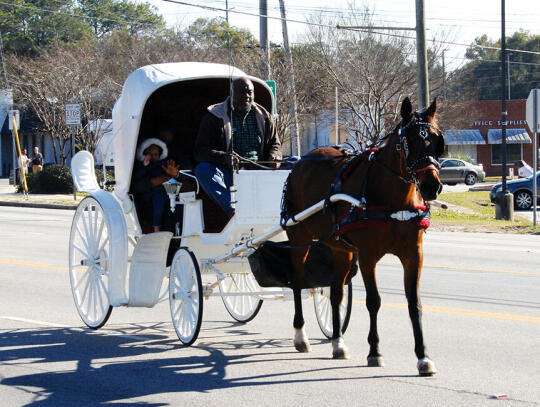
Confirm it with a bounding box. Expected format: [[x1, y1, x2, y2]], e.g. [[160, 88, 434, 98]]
[[398, 97, 445, 201]]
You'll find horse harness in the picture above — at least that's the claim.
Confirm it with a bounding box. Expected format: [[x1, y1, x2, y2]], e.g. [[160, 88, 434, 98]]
[[280, 113, 441, 251]]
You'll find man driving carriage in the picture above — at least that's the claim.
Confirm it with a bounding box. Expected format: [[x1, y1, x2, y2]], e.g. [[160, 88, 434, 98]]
[[194, 77, 282, 217]]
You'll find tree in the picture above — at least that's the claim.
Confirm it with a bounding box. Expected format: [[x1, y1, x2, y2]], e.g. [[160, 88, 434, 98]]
[[183, 18, 259, 50], [448, 31, 540, 100], [76, 0, 167, 38], [8, 45, 118, 163], [0, 0, 92, 55], [306, 12, 418, 146]]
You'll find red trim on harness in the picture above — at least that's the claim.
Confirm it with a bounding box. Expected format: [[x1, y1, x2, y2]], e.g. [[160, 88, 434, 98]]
[[415, 164, 439, 174], [418, 218, 431, 228], [336, 204, 430, 235], [338, 220, 390, 234]]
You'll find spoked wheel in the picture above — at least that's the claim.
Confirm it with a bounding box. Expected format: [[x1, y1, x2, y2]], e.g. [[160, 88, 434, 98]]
[[69, 197, 113, 329], [218, 272, 263, 323], [313, 281, 353, 339], [169, 248, 203, 346]]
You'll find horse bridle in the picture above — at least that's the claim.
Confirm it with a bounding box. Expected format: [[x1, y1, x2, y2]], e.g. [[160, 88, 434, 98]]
[[396, 111, 444, 183]]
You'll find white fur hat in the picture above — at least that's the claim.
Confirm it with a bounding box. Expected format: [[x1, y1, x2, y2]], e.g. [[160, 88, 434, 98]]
[[136, 138, 168, 162]]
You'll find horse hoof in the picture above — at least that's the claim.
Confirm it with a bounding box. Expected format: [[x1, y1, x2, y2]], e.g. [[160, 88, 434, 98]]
[[294, 342, 311, 353], [417, 357, 437, 376], [293, 328, 311, 352], [367, 356, 385, 367], [331, 338, 350, 359]]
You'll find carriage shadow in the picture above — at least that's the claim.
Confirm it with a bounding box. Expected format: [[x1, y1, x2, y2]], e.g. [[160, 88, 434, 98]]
[[0, 323, 415, 406]]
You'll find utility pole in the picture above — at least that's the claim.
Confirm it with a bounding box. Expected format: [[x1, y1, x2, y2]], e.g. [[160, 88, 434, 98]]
[[415, 0, 429, 109], [442, 50, 446, 100], [501, 0, 508, 193], [495, 0, 514, 220], [279, 0, 300, 156], [335, 87, 339, 144], [259, 0, 271, 79], [507, 53, 511, 100], [225, 0, 229, 23]]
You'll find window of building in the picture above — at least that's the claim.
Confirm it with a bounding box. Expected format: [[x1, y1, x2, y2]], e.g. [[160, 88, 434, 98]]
[[491, 144, 522, 165], [447, 145, 477, 163]]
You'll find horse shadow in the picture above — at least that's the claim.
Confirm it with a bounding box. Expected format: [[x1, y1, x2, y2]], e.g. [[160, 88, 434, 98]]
[[0, 321, 392, 406]]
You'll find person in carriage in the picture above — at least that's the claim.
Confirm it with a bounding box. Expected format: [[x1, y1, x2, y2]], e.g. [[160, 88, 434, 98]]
[[133, 138, 177, 232], [194, 77, 282, 217]]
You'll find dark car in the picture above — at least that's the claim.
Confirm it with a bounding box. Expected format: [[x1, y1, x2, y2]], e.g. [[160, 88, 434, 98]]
[[489, 172, 540, 210], [438, 158, 486, 185]]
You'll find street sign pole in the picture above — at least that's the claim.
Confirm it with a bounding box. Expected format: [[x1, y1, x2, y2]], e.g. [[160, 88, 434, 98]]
[[65, 103, 81, 200], [526, 89, 540, 226], [534, 89, 538, 226], [71, 125, 76, 200]]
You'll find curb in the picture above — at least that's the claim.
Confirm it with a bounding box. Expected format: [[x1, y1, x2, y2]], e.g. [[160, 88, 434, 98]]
[[0, 201, 76, 210]]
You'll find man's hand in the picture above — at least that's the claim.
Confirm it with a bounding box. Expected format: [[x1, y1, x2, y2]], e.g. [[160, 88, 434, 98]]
[[223, 152, 239, 171], [162, 160, 180, 177]]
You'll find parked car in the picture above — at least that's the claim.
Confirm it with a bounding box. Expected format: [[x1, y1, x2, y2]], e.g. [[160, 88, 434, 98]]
[[490, 172, 540, 210], [438, 158, 486, 185]]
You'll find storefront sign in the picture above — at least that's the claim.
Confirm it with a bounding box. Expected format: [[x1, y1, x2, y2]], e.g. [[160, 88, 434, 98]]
[[472, 119, 527, 127]]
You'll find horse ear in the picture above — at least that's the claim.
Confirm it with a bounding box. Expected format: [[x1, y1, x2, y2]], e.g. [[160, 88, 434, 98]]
[[400, 97, 413, 120], [425, 98, 437, 118]]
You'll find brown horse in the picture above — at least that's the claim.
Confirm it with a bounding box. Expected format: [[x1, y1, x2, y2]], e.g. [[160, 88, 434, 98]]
[[284, 97, 444, 376]]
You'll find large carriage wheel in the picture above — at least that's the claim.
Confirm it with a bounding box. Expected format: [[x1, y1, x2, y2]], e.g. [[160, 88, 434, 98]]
[[69, 197, 113, 329], [218, 273, 263, 323], [313, 282, 353, 339], [169, 248, 203, 346]]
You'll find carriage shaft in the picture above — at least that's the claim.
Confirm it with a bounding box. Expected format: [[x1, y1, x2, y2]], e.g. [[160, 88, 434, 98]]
[[209, 193, 361, 264]]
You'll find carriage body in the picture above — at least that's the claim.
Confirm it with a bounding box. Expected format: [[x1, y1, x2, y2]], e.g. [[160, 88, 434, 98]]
[[69, 62, 351, 344]]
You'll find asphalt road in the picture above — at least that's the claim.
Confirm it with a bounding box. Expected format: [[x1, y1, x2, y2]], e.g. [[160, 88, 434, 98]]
[[1, 207, 539, 406]]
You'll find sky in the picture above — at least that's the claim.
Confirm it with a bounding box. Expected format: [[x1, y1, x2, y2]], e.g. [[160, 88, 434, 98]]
[[140, 0, 540, 71]]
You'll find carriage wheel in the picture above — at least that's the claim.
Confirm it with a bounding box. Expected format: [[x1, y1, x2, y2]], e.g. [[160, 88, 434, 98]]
[[169, 248, 203, 346], [313, 282, 353, 339], [218, 273, 263, 323], [69, 197, 113, 329]]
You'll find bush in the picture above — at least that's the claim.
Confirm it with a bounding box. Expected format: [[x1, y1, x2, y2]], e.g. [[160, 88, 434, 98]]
[[95, 168, 115, 192], [17, 164, 73, 194]]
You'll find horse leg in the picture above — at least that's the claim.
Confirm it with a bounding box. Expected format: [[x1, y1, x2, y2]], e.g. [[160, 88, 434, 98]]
[[358, 257, 384, 367], [330, 250, 353, 359], [401, 251, 437, 376], [290, 243, 311, 353]]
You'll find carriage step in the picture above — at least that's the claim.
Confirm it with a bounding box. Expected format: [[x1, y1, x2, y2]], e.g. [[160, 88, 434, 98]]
[[128, 232, 173, 307]]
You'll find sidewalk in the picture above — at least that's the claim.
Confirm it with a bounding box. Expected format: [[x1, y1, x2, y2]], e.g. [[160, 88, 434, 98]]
[[0, 178, 81, 210]]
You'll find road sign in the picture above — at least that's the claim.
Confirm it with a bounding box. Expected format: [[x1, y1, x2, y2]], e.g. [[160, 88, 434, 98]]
[[526, 89, 539, 133], [8, 110, 19, 130], [65, 103, 81, 126], [265, 80, 277, 116]]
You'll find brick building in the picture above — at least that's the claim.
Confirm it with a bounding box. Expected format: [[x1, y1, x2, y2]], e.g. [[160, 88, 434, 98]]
[[445, 99, 536, 177]]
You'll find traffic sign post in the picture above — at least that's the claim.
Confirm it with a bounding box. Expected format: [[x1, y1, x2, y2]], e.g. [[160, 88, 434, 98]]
[[65, 104, 81, 200], [8, 110, 20, 181], [526, 89, 539, 226]]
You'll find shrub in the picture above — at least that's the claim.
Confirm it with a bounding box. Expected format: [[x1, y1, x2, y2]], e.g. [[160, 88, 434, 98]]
[[17, 164, 73, 194]]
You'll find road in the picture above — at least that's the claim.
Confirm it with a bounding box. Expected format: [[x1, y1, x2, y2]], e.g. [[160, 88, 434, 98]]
[[1, 206, 539, 406]]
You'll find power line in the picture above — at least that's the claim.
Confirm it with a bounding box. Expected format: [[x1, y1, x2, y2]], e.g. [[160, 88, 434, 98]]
[[160, 0, 540, 57]]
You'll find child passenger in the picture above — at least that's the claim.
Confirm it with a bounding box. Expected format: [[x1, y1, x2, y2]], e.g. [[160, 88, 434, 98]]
[[134, 138, 170, 232]]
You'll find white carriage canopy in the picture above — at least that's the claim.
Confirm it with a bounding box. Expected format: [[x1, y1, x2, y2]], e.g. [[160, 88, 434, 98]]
[[112, 62, 274, 206]]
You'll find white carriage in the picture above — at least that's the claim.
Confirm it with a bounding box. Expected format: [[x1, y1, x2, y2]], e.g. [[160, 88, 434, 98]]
[[69, 62, 358, 345]]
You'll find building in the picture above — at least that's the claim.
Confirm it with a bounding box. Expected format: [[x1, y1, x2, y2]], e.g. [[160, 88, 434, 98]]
[[0, 91, 57, 178], [445, 99, 535, 176]]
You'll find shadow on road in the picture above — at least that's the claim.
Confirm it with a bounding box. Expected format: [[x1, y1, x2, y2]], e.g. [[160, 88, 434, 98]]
[[0, 323, 414, 406]]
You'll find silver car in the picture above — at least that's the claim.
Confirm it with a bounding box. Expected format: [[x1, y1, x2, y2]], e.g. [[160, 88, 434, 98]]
[[439, 159, 486, 185]]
